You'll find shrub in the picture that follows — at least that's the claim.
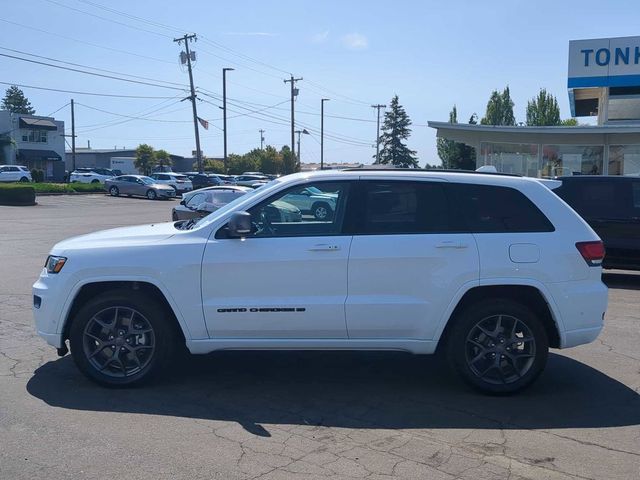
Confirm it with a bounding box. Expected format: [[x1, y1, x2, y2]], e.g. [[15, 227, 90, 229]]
[[0, 184, 36, 205], [30, 169, 45, 183]]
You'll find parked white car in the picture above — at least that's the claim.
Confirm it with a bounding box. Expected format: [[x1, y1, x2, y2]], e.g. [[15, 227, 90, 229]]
[[70, 168, 115, 184], [0, 165, 32, 182], [150, 172, 193, 195], [34, 170, 607, 394]]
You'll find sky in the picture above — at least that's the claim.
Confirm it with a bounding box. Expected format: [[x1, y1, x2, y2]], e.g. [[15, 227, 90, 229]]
[[2, 0, 639, 167]]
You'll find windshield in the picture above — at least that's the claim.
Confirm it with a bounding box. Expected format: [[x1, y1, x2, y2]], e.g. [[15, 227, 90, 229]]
[[190, 178, 284, 229], [138, 176, 155, 185]]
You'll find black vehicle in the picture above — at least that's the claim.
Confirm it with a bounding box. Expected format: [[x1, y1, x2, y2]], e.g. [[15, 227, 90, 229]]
[[553, 175, 640, 270], [185, 173, 223, 190]]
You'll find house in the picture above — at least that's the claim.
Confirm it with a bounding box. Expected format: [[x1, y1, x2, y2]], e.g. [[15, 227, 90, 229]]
[[0, 110, 66, 181]]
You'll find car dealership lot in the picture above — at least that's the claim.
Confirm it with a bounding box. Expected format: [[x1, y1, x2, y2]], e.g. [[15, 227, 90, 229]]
[[0, 195, 638, 480]]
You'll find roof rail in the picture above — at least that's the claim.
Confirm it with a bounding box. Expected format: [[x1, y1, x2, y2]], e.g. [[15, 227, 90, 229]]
[[341, 167, 522, 177]]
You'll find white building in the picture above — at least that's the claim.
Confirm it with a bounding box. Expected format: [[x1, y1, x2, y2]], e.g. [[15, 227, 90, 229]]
[[0, 110, 66, 181]]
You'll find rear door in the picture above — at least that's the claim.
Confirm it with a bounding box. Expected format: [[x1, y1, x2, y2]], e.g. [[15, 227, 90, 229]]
[[345, 179, 479, 340]]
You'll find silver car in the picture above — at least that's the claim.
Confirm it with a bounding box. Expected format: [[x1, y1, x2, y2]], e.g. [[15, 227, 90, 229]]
[[105, 175, 176, 200]]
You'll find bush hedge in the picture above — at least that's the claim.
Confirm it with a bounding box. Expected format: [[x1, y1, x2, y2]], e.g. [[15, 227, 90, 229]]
[[0, 184, 36, 206], [31, 182, 106, 193]]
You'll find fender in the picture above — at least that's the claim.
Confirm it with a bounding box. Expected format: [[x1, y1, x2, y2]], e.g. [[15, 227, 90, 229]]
[[431, 277, 566, 347], [57, 274, 204, 341]]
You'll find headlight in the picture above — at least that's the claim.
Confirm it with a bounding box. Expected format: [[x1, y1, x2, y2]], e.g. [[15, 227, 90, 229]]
[[45, 255, 67, 274]]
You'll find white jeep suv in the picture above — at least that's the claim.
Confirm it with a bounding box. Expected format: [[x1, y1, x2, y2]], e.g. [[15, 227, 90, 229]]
[[33, 170, 608, 394]]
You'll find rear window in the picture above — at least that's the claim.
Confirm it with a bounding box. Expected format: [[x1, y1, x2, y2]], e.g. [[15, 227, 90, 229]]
[[449, 183, 554, 233], [557, 180, 622, 218]]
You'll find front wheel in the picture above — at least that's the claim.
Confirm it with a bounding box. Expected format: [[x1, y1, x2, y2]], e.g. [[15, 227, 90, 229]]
[[69, 290, 175, 387], [91, 179, 100, 184], [446, 299, 549, 395], [19, 176, 29, 183], [146, 189, 157, 200], [109, 186, 119, 196]]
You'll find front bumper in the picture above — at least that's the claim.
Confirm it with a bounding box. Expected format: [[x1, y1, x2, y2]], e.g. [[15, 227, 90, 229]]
[[33, 271, 66, 348], [158, 189, 177, 198]]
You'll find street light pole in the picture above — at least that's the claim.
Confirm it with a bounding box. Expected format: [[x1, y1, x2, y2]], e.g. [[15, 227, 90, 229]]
[[222, 67, 234, 173], [320, 98, 329, 170], [295, 129, 309, 166]]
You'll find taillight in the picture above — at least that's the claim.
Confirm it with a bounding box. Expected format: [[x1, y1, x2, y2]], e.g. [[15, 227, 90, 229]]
[[576, 241, 605, 266]]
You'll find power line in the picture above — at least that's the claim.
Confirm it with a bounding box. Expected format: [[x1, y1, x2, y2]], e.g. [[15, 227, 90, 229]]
[[0, 81, 179, 99], [76, 102, 191, 123], [0, 52, 185, 91]]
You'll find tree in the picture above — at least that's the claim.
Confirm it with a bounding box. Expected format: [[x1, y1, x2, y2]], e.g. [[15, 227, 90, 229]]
[[280, 146, 298, 174], [526, 89, 561, 126], [480, 86, 515, 126], [377, 95, 418, 168], [226, 153, 258, 175], [257, 146, 284, 175], [155, 149, 171, 170], [134, 144, 156, 175], [2, 86, 35, 114], [436, 105, 477, 170], [202, 158, 225, 173]]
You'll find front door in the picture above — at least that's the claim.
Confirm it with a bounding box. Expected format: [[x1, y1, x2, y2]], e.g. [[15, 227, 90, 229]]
[[345, 180, 479, 340], [202, 180, 352, 338]]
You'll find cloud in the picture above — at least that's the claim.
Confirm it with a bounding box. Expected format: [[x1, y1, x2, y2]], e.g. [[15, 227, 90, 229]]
[[311, 30, 329, 44], [222, 32, 277, 37], [341, 33, 368, 50]]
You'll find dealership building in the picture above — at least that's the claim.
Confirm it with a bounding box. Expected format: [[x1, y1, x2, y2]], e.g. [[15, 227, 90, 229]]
[[429, 36, 640, 177]]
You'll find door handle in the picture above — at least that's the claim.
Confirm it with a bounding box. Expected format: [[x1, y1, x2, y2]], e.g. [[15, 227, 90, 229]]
[[308, 244, 340, 251], [435, 241, 468, 249]]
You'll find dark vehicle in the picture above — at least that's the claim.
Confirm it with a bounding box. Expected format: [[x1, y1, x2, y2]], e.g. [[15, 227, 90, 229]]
[[553, 175, 640, 270], [185, 173, 223, 190]]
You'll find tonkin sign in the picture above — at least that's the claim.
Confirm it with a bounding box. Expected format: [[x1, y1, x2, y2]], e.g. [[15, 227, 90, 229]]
[[568, 36, 640, 88]]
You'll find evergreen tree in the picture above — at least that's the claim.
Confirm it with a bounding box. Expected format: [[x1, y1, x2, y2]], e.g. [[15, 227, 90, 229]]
[[377, 95, 418, 168], [526, 89, 561, 126], [480, 86, 515, 126], [155, 149, 172, 170], [437, 105, 476, 170], [1, 86, 35, 114], [280, 146, 298, 174]]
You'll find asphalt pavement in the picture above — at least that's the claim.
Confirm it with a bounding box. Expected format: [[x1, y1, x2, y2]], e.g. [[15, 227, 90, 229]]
[[0, 194, 638, 480]]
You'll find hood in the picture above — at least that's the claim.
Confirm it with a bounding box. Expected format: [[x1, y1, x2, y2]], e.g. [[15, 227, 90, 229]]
[[52, 222, 178, 253]]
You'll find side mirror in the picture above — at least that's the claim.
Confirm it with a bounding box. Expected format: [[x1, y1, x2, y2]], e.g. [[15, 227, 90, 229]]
[[228, 211, 252, 237], [179, 199, 186, 206]]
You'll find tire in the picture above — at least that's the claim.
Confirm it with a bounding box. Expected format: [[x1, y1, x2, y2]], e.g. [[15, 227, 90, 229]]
[[312, 202, 332, 221], [446, 299, 549, 395], [19, 176, 29, 183], [146, 189, 157, 200], [91, 179, 100, 184], [109, 186, 119, 196], [69, 289, 176, 387]]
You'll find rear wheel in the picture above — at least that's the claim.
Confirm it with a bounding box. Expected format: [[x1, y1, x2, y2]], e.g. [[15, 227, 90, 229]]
[[446, 299, 548, 395], [109, 186, 119, 196], [146, 189, 157, 200], [91, 179, 100, 184], [69, 290, 176, 387]]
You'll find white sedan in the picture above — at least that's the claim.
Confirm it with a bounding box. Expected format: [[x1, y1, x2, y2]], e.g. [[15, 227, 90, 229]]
[[70, 168, 115, 184]]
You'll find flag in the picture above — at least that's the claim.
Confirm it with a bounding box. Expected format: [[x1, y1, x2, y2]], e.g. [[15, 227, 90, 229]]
[[197, 117, 209, 130]]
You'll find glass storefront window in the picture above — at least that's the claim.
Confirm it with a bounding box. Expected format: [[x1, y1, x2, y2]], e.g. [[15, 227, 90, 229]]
[[479, 143, 539, 176], [609, 145, 640, 176], [541, 145, 603, 177]]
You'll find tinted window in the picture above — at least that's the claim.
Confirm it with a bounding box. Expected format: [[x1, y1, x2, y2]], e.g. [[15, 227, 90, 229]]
[[450, 183, 554, 233], [558, 180, 621, 218], [186, 193, 206, 208], [354, 181, 455, 234]]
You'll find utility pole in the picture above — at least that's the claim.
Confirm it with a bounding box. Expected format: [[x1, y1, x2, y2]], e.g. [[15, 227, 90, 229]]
[[283, 75, 302, 163], [320, 98, 329, 170], [222, 67, 234, 172], [259, 129, 265, 149], [70, 99, 76, 172], [371, 104, 386, 164], [174, 33, 203, 173]]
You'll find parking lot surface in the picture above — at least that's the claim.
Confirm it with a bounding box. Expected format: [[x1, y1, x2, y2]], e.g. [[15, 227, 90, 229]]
[[1, 194, 639, 480]]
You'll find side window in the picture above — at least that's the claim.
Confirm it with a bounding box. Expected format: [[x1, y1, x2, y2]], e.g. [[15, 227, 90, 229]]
[[355, 181, 454, 234], [244, 181, 350, 238], [186, 193, 206, 208], [450, 183, 554, 233]]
